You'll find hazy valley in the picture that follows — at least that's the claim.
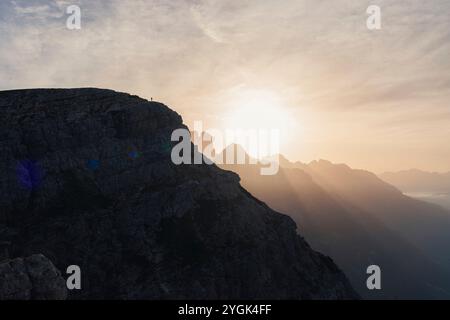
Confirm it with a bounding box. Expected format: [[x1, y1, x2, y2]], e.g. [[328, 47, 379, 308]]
[[218, 145, 450, 299]]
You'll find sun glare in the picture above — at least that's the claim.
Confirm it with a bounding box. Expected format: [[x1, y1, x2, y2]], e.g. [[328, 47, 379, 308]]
[[224, 89, 293, 130], [220, 88, 297, 159]]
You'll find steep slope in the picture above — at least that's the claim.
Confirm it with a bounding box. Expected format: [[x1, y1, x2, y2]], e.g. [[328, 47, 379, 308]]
[[0, 88, 357, 300], [304, 160, 450, 272], [219, 149, 450, 299]]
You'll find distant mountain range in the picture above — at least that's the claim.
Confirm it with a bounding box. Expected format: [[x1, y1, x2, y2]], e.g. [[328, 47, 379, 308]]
[[379, 170, 450, 210], [218, 145, 450, 299], [380, 169, 450, 194]]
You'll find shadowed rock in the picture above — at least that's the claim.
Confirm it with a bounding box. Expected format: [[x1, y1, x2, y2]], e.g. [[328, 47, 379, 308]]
[[0, 88, 357, 299], [0, 254, 67, 300]]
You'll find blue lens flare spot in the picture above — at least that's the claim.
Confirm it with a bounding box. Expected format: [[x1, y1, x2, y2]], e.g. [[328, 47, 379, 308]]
[[16, 160, 43, 190], [128, 151, 140, 160], [87, 159, 100, 171]]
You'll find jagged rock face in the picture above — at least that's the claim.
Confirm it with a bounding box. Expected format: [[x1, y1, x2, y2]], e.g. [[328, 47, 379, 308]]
[[0, 254, 67, 300], [0, 89, 357, 299]]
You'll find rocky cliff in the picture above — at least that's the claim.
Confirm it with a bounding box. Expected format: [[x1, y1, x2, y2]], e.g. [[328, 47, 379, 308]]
[[0, 88, 357, 299]]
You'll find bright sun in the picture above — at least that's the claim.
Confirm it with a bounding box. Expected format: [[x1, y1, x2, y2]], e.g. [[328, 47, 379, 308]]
[[221, 88, 297, 158], [223, 89, 293, 130]]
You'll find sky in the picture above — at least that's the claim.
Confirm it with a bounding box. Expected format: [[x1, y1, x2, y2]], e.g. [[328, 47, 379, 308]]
[[1, 0, 449, 173]]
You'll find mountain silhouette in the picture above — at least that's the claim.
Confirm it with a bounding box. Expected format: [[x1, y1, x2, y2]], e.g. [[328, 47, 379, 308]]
[[219, 145, 450, 299]]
